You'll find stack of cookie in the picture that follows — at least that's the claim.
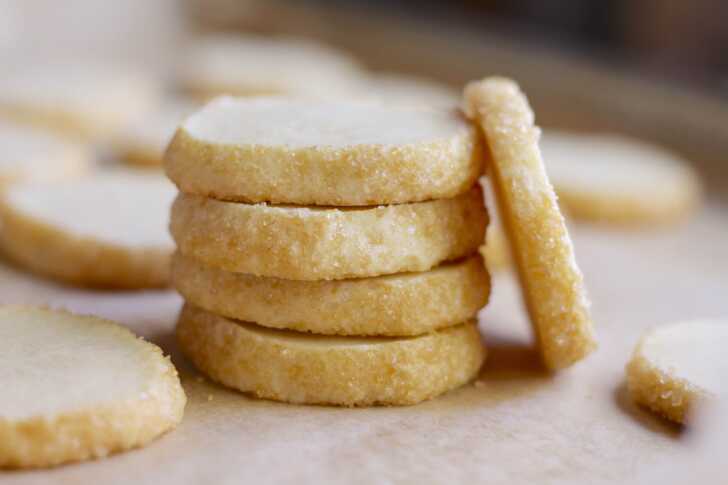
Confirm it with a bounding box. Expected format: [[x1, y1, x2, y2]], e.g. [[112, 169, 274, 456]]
[[165, 97, 490, 406]]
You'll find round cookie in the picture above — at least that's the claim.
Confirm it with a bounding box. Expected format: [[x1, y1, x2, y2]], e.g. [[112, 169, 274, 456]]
[[464, 77, 596, 371], [365, 74, 459, 108], [0, 120, 91, 186], [172, 253, 490, 336], [165, 96, 485, 206], [178, 34, 364, 100], [0, 172, 176, 288], [627, 320, 728, 424], [171, 186, 487, 281], [0, 63, 158, 140], [0, 305, 185, 468], [177, 304, 485, 406], [540, 131, 703, 225], [114, 100, 198, 167]]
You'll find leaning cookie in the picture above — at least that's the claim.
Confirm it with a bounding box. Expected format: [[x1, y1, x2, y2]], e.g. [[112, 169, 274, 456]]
[[165, 96, 484, 206], [177, 304, 485, 406], [0, 306, 185, 468], [0, 120, 91, 186], [172, 252, 490, 336], [0, 172, 175, 288], [171, 186, 487, 280], [464, 77, 596, 370], [540, 131, 703, 225], [626, 320, 728, 424]]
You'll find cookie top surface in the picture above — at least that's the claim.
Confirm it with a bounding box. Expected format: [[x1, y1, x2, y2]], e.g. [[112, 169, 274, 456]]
[[0, 305, 172, 420], [0, 120, 89, 182], [3, 172, 175, 248], [540, 131, 701, 196], [184, 96, 470, 148], [638, 320, 728, 394]]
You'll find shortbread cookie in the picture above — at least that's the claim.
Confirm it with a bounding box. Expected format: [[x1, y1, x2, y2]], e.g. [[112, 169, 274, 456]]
[[0, 306, 185, 468], [171, 187, 487, 280], [464, 77, 596, 370], [0, 63, 158, 139], [0, 120, 91, 185], [115, 100, 198, 167], [177, 304, 485, 406], [165, 96, 484, 206], [0, 172, 176, 288], [178, 34, 364, 100], [540, 131, 703, 224], [479, 225, 511, 272], [627, 320, 728, 424], [366, 74, 459, 108], [172, 253, 490, 336]]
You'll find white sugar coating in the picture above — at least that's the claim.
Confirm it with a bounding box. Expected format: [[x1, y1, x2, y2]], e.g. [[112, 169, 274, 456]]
[[5, 172, 175, 248], [365, 74, 459, 108], [185, 96, 469, 147], [0, 120, 89, 182], [0, 306, 160, 420], [180, 34, 364, 97], [540, 131, 697, 196], [640, 321, 728, 394]]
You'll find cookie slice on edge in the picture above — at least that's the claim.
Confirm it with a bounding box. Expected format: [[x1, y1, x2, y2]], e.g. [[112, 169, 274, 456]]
[[464, 77, 596, 370], [0, 306, 185, 468], [627, 320, 728, 424]]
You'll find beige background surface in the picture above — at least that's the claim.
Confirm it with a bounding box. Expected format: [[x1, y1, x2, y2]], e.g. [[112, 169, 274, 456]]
[[1, 202, 726, 484]]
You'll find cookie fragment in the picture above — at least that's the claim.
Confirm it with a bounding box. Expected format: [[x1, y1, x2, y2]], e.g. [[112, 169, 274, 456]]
[[464, 77, 596, 370], [627, 320, 728, 424], [0, 306, 185, 468]]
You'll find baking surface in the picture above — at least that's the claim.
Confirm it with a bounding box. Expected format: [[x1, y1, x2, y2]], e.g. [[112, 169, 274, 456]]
[[2, 203, 727, 484]]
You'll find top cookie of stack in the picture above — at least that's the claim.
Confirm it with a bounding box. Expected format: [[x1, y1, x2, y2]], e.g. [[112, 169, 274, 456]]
[[166, 97, 489, 406]]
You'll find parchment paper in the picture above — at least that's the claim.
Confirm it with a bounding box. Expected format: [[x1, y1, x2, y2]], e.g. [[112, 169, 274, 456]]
[[2, 204, 727, 484]]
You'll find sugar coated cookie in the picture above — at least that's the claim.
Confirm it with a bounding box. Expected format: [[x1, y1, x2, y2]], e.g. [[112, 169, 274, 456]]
[[0, 63, 158, 140], [115, 100, 198, 167], [171, 186, 487, 280], [172, 252, 489, 336], [178, 35, 364, 100], [627, 320, 728, 424], [540, 131, 703, 224], [165, 96, 484, 206], [464, 77, 596, 370], [0, 120, 91, 185], [0, 172, 176, 288], [0, 306, 185, 468], [177, 304, 485, 406]]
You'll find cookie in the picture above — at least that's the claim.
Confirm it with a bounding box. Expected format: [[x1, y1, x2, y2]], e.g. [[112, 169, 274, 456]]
[[626, 320, 728, 424], [177, 304, 485, 406], [0, 172, 176, 288], [165, 96, 484, 206], [0, 305, 185, 468], [366, 74, 459, 108], [540, 131, 703, 224], [464, 77, 596, 370], [114, 100, 198, 167], [0, 63, 158, 140], [178, 34, 364, 100], [171, 186, 487, 280], [172, 252, 490, 336], [0, 120, 91, 186]]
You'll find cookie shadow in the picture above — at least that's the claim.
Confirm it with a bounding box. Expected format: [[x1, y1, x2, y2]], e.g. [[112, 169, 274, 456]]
[[613, 381, 683, 439]]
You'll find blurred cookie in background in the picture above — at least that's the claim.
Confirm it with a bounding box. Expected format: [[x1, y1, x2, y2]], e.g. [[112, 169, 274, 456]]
[[113, 99, 199, 168], [0, 62, 160, 141], [0, 120, 92, 186], [540, 131, 703, 226], [364, 74, 459, 108], [177, 34, 365, 100]]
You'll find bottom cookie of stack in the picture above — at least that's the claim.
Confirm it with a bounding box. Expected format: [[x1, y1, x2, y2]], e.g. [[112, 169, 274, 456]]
[[177, 304, 486, 406]]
